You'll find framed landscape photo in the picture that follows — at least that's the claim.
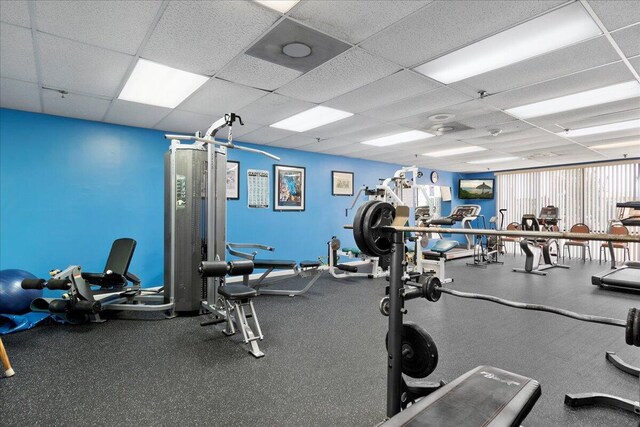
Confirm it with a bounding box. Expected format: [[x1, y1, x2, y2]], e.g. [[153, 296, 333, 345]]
[[332, 171, 354, 196], [274, 164, 305, 211], [226, 161, 240, 200]]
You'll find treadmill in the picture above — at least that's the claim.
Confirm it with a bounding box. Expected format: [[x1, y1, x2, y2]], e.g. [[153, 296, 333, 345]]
[[592, 201, 640, 291], [423, 204, 481, 260]]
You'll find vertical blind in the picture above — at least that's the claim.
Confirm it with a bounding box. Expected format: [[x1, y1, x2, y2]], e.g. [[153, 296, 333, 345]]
[[497, 161, 639, 261]]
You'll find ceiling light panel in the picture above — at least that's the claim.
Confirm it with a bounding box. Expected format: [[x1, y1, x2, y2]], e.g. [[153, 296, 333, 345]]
[[467, 157, 519, 164], [558, 119, 640, 138], [360, 130, 434, 147], [119, 59, 209, 108], [505, 81, 640, 119], [255, 1, 299, 14], [422, 146, 487, 157], [414, 2, 601, 84], [590, 140, 640, 150], [270, 106, 353, 132]]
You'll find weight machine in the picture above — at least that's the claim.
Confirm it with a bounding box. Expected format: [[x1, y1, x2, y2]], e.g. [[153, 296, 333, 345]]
[[325, 237, 386, 279], [164, 113, 279, 357]]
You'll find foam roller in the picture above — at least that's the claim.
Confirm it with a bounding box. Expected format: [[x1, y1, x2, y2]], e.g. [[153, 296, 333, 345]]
[[21, 278, 46, 290], [228, 260, 253, 276], [199, 261, 228, 277], [48, 299, 71, 313], [72, 300, 101, 314], [47, 279, 71, 290]]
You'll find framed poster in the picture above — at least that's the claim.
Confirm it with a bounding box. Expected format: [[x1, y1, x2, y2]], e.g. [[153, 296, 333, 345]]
[[247, 169, 269, 208], [226, 161, 239, 200], [274, 164, 305, 211], [332, 171, 354, 196]]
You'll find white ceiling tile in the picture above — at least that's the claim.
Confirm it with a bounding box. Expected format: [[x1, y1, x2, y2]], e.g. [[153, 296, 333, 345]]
[[103, 99, 171, 129], [394, 100, 508, 131], [323, 70, 441, 114], [35, 1, 161, 55], [235, 93, 315, 126], [584, 134, 640, 148], [361, 87, 472, 121], [237, 126, 294, 145], [269, 134, 318, 149], [588, 0, 640, 31], [0, 23, 37, 82], [302, 114, 381, 139], [0, 77, 40, 112], [289, 1, 431, 44], [630, 56, 640, 74], [276, 47, 401, 103], [38, 33, 132, 97], [179, 78, 268, 116], [360, 0, 566, 67], [529, 97, 640, 129], [458, 111, 517, 128], [305, 137, 356, 153], [42, 90, 110, 121], [216, 54, 302, 91], [0, 1, 30, 27], [143, 1, 279, 75], [485, 62, 634, 109], [154, 110, 218, 134], [338, 123, 414, 143], [612, 24, 640, 58], [451, 36, 620, 96]]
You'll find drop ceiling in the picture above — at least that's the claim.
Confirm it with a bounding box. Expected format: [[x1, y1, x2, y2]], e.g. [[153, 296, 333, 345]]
[[1, 0, 639, 172]]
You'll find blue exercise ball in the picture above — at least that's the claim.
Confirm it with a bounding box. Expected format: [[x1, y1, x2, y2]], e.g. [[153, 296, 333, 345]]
[[0, 269, 42, 314]]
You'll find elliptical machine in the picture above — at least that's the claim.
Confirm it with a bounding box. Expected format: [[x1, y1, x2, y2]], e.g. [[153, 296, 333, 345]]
[[513, 206, 569, 276]]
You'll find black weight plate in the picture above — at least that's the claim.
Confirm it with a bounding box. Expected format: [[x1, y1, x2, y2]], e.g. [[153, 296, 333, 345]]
[[626, 308, 635, 346], [353, 201, 380, 257], [634, 308, 640, 347], [386, 322, 439, 379], [362, 202, 395, 256]]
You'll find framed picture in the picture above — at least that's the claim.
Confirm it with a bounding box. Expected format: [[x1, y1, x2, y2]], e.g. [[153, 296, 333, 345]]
[[226, 161, 240, 200], [274, 164, 305, 211], [332, 171, 354, 196]]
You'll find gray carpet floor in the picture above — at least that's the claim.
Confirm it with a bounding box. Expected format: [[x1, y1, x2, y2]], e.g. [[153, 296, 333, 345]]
[[1, 255, 639, 427]]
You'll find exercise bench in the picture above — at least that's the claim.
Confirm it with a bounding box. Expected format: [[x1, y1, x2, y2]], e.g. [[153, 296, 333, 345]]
[[226, 243, 322, 297], [381, 366, 541, 426]]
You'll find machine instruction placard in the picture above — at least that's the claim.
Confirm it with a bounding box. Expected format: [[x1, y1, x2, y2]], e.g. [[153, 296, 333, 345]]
[[247, 169, 269, 208]]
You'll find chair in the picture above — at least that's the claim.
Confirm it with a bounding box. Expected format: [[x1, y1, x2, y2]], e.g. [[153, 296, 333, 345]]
[[81, 238, 140, 289], [562, 223, 592, 261], [502, 222, 521, 256], [600, 224, 631, 263]]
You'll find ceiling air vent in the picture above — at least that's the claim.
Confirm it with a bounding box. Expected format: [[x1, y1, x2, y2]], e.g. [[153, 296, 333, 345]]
[[527, 152, 561, 159]]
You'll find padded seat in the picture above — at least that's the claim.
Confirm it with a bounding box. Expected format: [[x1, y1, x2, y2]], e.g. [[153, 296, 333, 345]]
[[253, 259, 297, 269], [381, 366, 540, 427], [218, 284, 257, 300], [81, 272, 127, 288], [300, 260, 321, 268]]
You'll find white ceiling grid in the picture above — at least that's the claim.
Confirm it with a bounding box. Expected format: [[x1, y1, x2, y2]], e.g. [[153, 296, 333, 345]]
[[0, 0, 638, 172]]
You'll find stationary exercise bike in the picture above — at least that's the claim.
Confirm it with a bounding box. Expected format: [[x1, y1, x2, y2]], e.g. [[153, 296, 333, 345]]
[[513, 207, 569, 276], [467, 209, 506, 268]]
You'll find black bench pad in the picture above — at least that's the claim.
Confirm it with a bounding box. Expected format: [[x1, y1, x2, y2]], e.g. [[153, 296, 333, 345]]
[[381, 366, 540, 427], [218, 284, 257, 300], [300, 260, 321, 268], [253, 259, 297, 269], [81, 272, 126, 288]]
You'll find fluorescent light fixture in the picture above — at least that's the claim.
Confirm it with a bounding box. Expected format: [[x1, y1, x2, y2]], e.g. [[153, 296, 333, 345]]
[[270, 106, 353, 132], [422, 146, 486, 157], [414, 2, 600, 84], [590, 140, 640, 150], [255, 0, 299, 13], [558, 119, 640, 138], [506, 81, 640, 119], [360, 130, 434, 147], [118, 59, 208, 108], [467, 157, 519, 164]]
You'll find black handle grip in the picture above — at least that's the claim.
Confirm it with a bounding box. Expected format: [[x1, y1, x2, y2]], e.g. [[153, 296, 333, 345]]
[[21, 278, 46, 290]]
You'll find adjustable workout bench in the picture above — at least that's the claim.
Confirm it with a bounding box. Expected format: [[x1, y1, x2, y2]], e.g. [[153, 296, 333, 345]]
[[226, 243, 322, 297], [382, 366, 540, 426]]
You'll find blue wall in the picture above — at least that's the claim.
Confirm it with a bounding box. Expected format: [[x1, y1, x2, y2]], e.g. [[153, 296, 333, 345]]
[[0, 109, 466, 286]]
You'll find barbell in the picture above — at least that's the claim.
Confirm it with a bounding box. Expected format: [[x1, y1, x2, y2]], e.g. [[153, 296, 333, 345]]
[[350, 201, 640, 257], [382, 275, 639, 347]]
